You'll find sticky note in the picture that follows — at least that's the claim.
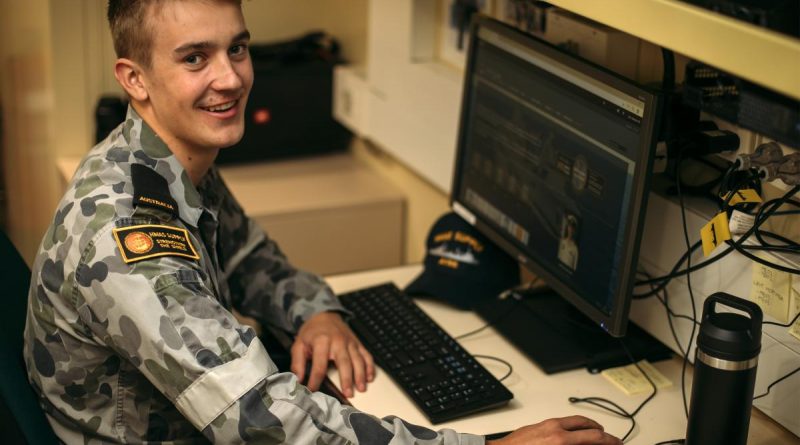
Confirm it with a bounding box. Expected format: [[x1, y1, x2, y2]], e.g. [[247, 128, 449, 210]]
[[700, 212, 732, 257], [602, 360, 672, 396], [793, 275, 800, 297], [790, 287, 800, 342], [750, 258, 791, 324], [722, 189, 762, 206]]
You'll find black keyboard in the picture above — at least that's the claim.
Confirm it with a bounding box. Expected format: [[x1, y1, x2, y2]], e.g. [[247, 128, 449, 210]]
[[338, 282, 513, 423]]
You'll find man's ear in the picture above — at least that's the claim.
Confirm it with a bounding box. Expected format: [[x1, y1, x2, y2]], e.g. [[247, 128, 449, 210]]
[[114, 58, 149, 102]]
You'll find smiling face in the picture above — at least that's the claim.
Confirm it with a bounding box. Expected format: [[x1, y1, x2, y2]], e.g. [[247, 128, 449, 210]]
[[129, 0, 253, 158]]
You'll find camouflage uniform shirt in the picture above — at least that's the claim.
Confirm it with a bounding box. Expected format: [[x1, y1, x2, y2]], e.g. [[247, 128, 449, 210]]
[[24, 106, 484, 444]]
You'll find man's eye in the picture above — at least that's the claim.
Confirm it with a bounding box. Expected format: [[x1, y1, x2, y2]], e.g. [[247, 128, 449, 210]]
[[229, 44, 247, 56], [185, 54, 204, 65]]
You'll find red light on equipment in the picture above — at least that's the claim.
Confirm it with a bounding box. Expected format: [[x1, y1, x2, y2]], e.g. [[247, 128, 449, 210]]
[[253, 108, 271, 125]]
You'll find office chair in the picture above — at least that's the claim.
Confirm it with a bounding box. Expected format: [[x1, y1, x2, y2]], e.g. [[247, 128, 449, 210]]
[[0, 230, 59, 444]]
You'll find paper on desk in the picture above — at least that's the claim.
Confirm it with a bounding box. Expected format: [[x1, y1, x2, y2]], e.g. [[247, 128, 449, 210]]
[[750, 255, 792, 324], [601, 360, 672, 396]]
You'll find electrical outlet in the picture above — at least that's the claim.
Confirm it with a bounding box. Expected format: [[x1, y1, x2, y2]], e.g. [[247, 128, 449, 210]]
[[333, 65, 371, 136]]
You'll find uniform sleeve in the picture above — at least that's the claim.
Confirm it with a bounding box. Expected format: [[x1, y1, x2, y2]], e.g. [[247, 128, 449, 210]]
[[214, 172, 345, 333], [76, 227, 483, 445]]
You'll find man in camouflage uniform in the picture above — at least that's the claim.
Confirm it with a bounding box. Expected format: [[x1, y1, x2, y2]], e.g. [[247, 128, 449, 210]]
[[24, 0, 622, 443]]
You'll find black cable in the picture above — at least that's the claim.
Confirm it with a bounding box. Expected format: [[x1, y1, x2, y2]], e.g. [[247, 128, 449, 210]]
[[762, 311, 800, 327], [753, 365, 800, 400], [754, 229, 800, 251], [473, 354, 513, 382], [634, 184, 800, 297], [752, 197, 800, 252], [453, 297, 521, 340], [568, 341, 658, 443], [632, 240, 706, 299], [753, 200, 800, 250], [725, 238, 800, 274], [637, 270, 698, 361], [740, 243, 800, 254], [654, 440, 685, 445], [661, 48, 675, 93], [722, 190, 800, 273], [676, 151, 698, 420], [454, 279, 542, 340]]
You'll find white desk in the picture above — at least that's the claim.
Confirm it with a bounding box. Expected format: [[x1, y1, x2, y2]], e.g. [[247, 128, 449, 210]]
[[325, 265, 799, 445]]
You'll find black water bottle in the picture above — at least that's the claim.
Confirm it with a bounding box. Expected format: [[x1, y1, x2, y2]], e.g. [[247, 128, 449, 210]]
[[686, 293, 762, 445]]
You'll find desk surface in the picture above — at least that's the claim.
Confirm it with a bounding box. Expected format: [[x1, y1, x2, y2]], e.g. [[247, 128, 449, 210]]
[[325, 264, 799, 445]]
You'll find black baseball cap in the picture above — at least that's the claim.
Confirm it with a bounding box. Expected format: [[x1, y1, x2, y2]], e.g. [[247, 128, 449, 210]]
[[405, 212, 520, 309]]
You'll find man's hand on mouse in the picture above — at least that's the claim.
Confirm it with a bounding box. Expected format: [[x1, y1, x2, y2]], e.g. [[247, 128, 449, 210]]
[[488, 416, 622, 445]]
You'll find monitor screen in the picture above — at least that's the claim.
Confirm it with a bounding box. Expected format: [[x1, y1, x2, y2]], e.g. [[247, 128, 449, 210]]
[[450, 17, 660, 336]]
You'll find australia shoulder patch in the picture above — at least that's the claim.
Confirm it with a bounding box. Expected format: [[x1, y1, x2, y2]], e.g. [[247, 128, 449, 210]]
[[112, 224, 200, 264]]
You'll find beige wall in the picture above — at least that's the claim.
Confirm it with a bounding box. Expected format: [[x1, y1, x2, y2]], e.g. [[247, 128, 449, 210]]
[[0, 0, 59, 261], [243, 0, 368, 65], [351, 139, 449, 263]]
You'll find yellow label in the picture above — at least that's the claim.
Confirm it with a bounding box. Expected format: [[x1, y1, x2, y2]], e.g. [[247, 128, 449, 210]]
[[601, 360, 672, 396], [722, 189, 762, 206], [750, 255, 791, 324], [700, 212, 732, 256]]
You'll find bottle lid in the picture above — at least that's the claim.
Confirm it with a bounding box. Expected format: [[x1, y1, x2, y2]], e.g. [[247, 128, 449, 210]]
[[697, 293, 762, 361]]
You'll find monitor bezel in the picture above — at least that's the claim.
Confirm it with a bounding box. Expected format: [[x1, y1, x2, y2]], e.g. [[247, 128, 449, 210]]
[[449, 16, 660, 337]]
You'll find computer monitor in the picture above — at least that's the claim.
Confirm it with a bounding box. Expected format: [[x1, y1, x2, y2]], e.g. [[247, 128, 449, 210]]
[[450, 17, 660, 342]]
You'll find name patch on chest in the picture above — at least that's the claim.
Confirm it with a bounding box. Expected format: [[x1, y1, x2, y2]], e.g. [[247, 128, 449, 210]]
[[112, 224, 200, 263]]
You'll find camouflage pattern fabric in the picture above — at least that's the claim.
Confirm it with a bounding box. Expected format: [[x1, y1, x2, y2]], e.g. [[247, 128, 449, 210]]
[[23, 106, 484, 444]]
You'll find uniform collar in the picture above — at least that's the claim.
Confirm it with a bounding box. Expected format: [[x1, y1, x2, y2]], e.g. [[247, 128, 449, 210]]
[[122, 106, 205, 227]]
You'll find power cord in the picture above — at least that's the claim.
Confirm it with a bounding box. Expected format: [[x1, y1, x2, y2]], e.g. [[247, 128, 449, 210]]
[[473, 355, 514, 382], [722, 189, 800, 275], [676, 150, 699, 419], [749, 196, 800, 255], [763, 311, 800, 327], [633, 181, 800, 299], [636, 269, 698, 410], [753, 365, 800, 400], [635, 141, 800, 296], [636, 272, 699, 329], [453, 281, 544, 384], [453, 298, 521, 340], [568, 341, 658, 443], [454, 278, 542, 340]]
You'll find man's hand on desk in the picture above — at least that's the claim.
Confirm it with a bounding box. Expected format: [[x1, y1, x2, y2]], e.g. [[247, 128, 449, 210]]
[[291, 311, 375, 397], [487, 416, 622, 445]]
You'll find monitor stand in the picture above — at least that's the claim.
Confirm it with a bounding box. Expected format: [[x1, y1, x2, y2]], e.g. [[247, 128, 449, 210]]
[[473, 289, 673, 374]]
